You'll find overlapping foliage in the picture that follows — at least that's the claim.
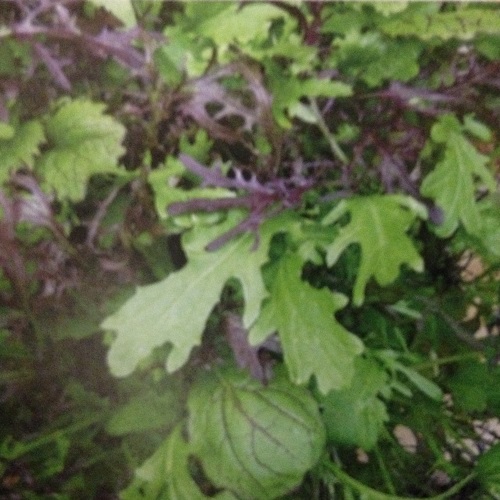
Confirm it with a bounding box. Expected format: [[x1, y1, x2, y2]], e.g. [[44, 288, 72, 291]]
[[0, 1, 499, 498]]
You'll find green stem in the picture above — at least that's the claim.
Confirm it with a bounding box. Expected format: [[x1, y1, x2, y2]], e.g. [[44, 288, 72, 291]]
[[308, 98, 349, 165], [326, 461, 476, 500], [414, 352, 482, 371], [374, 445, 396, 495]]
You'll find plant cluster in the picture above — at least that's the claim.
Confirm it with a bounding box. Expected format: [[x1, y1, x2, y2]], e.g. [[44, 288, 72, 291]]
[[0, 1, 499, 498]]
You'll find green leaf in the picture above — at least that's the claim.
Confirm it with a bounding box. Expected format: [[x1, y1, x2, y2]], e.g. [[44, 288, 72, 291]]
[[121, 425, 236, 500], [331, 31, 422, 87], [103, 212, 290, 377], [381, 8, 500, 40], [0, 122, 14, 140], [448, 362, 488, 412], [90, 0, 136, 27], [266, 61, 352, 128], [476, 443, 500, 495], [250, 253, 363, 394], [323, 195, 426, 306], [421, 115, 496, 237], [36, 100, 125, 201], [0, 120, 45, 184], [194, 3, 285, 46], [106, 389, 181, 436], [320, 357, 389, 450], [188, 368, 325, 500]]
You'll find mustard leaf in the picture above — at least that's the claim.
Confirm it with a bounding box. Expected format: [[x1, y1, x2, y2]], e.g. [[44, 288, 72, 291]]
[[250, 253, 364, 394], [323, 195, 426, 306], [320, 357, 389, 450], [0, 120, 45, 184], [121, 425, 236, 500], [421, 115, 496, 237], [36, 100, 125, 201], [381, 8, 500, 40], [103, 212, 289, 377], [188, 368, 325, 500]]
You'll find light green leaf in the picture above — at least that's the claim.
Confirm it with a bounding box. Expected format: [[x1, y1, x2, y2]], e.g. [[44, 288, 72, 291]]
[[381, 8, 500, 40], [121, 425, 235, 500], [320, 357, 389, 450], [0, 123, 14, 140], [90, 0, 136, 27], [195, 3, 285, 46], [395, 364, 443, 402], [421, 116, 496, 237], [103, 212, 291, 377], [323, 195, 426, 306], [250, 253, 364, 394], [0, 120, 45, 184], [267, 62, 352, 127], [36, 100, 125, 201], [188, 368, 325, 500]]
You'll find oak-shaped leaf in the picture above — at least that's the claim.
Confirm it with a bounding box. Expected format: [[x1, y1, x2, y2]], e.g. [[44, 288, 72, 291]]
[[249, 253, 364, 394], [0, 120, 45, 184], [188, 368, 325, 500], [36, 100, 126, 201], [103, 212, 289, 377], [323, 195, 426, 306], [121, 425, 237, 500], [421, 114, 496, 237], [319, 357, 389, 451]]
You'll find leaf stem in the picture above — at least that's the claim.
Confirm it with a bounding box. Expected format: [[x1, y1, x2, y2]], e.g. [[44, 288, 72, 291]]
[[325, 461, 476, 500], [308, 98, 349, 165]]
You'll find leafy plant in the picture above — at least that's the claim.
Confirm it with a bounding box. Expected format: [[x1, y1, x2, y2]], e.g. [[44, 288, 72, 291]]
[[0, 1, 499, 498]]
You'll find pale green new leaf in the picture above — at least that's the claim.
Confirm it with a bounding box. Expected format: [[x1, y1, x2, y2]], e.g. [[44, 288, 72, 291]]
[[0, 120, 45, 184], [250, 253, 364, 394], [320, 357, 389, 450], [323, 195, 426, 306], [103, 212, 290, 377], [421, 115, 496, 237], [36, 100, 125, 201], [188, 368, 325, 500]]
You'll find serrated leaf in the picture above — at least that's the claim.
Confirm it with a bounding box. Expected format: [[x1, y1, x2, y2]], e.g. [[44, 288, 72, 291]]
[[323, 195, 426, 306], [121, 425, 235, 500], [103, 212, 289, 377], [421, 116, 496, 237], [36, 100, 125, 201], [0, 121, 45, 184], [381, 8, 500, 40], [195, 3, 285, 46], [320, 357, 389, 450], [249, 253, 364, 394], [188, 368, 325, 500]]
